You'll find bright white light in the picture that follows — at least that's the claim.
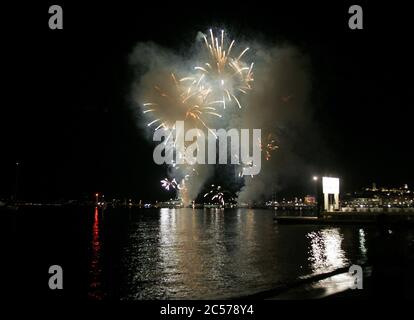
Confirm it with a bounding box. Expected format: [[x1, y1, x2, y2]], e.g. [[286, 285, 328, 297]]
[[307, 228, 347, 274], [322, 177, 340, 194], [359, 229, 367, 258]]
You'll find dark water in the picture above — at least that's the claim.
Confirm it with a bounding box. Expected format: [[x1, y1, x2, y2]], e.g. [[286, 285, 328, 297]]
[[7, 206, 413, 299]]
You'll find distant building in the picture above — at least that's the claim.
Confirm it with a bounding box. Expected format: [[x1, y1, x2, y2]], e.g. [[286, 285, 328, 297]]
[[304, 195, 316, 205], [342, 184, 413, 209], [156, 199, 183, 208]]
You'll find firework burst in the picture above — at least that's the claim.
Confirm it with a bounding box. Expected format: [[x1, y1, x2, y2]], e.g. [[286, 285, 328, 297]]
[[161, 178, 178, 191], [143, 72, 222, 133], [204, 184, 226, 205], [196, 29, 254, 109]]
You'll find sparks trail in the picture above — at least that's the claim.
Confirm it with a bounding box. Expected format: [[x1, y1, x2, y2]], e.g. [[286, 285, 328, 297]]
[[259, 133, 279, 161], [203, 184, 229, 205]]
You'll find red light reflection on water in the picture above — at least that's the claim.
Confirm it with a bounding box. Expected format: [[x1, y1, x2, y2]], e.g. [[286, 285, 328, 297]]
[[88, 206, 105, 299]]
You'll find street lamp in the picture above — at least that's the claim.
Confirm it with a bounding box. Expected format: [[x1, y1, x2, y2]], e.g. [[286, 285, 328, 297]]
[[312, 176, 320, 217], [14, 161, 20, 202]]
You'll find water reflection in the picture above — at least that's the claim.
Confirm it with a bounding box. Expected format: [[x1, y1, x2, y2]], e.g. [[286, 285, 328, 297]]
[[359, 228, 368, 261], [88, 206, 104, 299], [155, 208, 285, 298], [158, 208, 229, 298], [121, 209, 371, 299], [307, 228, 348, 273]]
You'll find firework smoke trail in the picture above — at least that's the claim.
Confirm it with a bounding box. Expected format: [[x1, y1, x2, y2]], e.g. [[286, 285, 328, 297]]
[[178, 179, 190, 205]]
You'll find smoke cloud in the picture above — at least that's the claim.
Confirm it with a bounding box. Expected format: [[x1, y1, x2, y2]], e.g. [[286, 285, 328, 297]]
[[237, 46, 315, 202]]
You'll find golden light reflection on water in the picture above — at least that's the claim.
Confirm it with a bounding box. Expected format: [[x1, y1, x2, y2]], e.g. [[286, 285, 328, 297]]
[[157, 208, 263, 298], [159, 208, 226, 297]]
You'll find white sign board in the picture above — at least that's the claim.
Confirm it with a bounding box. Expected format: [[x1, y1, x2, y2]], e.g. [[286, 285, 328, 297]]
[[322, 177, 340, 194]]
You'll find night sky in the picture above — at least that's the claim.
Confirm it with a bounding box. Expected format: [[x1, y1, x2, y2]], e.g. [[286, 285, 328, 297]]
[[1, 2, 413, 201]]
